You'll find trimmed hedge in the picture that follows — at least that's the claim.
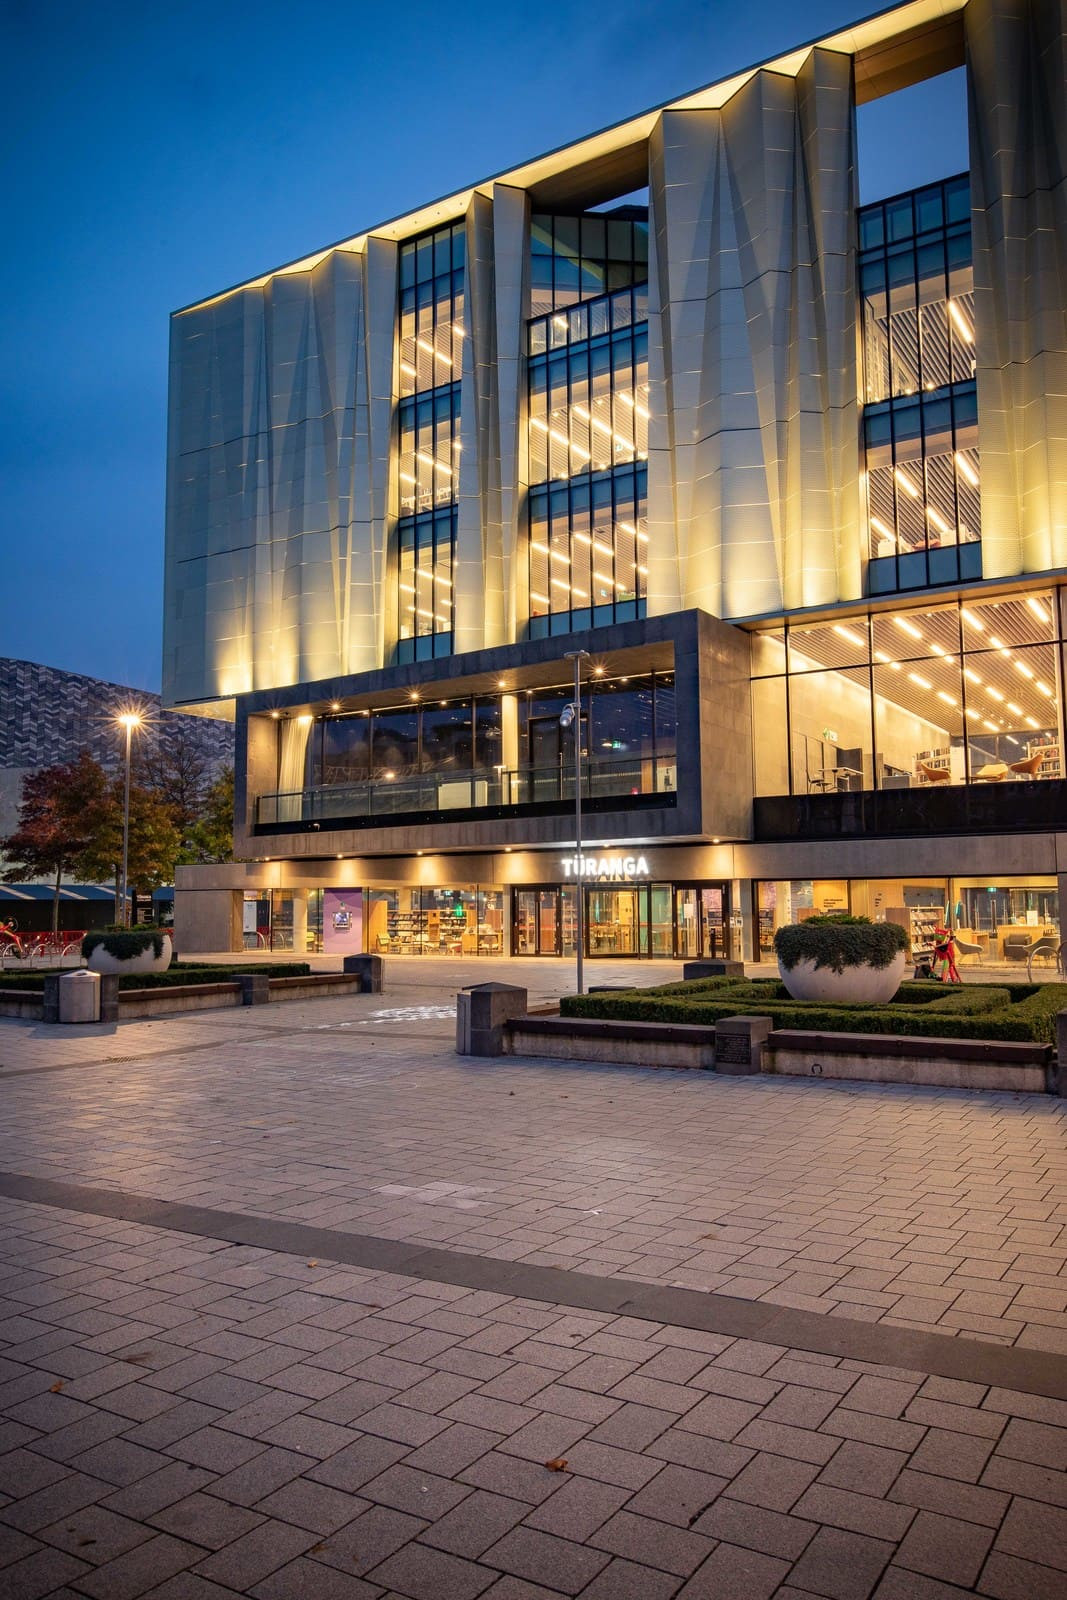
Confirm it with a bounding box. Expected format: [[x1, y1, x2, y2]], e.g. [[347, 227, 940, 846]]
[[775, 914, 909, 975], [82, 928, 168, 962], [561, 976, 1067, 1044], [0, 962, 312, 993]]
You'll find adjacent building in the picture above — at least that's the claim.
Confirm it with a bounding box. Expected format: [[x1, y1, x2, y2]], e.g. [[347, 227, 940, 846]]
[[164, 0, 1067, 967]]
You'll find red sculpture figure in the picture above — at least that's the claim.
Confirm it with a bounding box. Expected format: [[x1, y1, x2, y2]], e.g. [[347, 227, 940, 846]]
[[932, 925, 961, 984]]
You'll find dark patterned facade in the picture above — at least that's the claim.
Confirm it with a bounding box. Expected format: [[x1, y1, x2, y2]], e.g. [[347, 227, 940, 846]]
[[1, 658, 232, 790]]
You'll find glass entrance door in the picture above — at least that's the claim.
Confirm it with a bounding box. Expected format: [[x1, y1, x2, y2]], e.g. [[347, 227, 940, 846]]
[[587, 888, 643, 955], [701, 886, 727, 958], [674, 888, 701, 958]]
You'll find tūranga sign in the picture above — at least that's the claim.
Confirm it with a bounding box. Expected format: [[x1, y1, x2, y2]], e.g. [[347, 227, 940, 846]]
[[560, 853, 651, 881]]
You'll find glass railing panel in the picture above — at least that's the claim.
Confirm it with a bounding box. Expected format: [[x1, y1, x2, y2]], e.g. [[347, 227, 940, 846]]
[[254, 755, 666, 826]]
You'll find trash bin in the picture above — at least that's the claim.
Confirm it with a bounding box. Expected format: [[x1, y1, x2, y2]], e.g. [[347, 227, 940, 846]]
[[58, 970, 101, 1024]]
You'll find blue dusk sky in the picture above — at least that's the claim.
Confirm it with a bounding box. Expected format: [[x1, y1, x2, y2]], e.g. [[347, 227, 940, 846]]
[[0, 0, 968, 693]]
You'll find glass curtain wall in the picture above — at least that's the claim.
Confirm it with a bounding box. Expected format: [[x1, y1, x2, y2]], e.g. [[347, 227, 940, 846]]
[[397, 223, 464, 660], [751, 591, 1065, 794], [860, 175, 980, 592], [527, 210, 649, 639], [757, 876, 1059, 963], [305, 671, 676, 797]]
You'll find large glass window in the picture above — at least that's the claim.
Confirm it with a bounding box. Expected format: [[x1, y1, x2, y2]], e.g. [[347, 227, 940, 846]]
[[398, 509, 455, 659], [751, 591, 1065, 795], [527, 282, 648, 638], [396, 223, 463, 661], [860, 175, 980, 591], [757, 875, 1059, 966], [530, 209, 648, 318]]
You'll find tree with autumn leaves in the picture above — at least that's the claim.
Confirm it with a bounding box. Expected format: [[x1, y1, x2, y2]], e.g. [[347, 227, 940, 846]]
[[1, 746, 234, 930]]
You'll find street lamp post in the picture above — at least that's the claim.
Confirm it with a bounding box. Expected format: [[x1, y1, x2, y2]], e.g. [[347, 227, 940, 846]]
[[560, 649, 590, 995], [116, 712, 143, 928]]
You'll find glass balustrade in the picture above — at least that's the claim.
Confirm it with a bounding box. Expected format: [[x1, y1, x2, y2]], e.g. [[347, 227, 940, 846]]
[[255, 753, 672, 828]]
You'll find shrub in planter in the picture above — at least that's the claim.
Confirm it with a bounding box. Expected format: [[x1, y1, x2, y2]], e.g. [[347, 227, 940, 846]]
[[774, 914, 908, 1003], [82, 927, 173, 975]]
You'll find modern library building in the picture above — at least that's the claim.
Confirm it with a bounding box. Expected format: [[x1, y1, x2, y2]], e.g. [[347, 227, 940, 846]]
[[165, 0, 1067, 970]]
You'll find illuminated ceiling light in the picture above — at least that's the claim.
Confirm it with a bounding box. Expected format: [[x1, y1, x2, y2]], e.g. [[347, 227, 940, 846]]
[[894, 468, 920, 499], [893, 616, 923, 639], [961, 607, 985, 632], [400, 361, 417, 376], [908, 672, 932, 689], [1006, 701, 1023, 716], [593, 665, 605, 677], [926, 507, 952, 537], [936, 690, 957, 706], [330, 701, 341, 710], [1025, 716, 1040, 729], [530, 592, 549, 605], [870, 515, 894, 539], [833, 624, 867, 647], [1027, 596, 1051, 624], [874, 649, 891, 662], [1037, 681, 1054, 697], [552, 315, 567, 329], [409, 691, 420, 701], [987, 687, 1005, 702], [497, 678, 508, 688], [982, 719, 999, 733], [965, 707, 980, 721], [989, 635, 1004, 649], [296, 713, 313, 725], [270, 710, 280, 719], [530, 416, 549, 433], [947, 299, 974, 343], [1013, 659, 1034, 679], [963, 667, 981, 684], [955, 451, 979, 487]]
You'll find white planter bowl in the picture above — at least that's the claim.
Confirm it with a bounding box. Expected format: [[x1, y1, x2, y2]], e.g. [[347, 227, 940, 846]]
[[778, 950, 907, 1004], [87, 934, 173, 975]]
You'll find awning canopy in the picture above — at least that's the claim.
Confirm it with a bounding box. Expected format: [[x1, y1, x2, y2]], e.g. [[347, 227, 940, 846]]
[[0, 883, 117, 902]]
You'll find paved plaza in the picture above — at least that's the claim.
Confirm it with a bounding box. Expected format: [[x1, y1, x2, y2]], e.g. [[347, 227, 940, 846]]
[[0, 958, 1065, 1597]]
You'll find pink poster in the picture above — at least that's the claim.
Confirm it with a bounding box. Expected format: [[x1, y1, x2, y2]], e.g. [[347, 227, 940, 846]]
[[323, 890, 363, 955]]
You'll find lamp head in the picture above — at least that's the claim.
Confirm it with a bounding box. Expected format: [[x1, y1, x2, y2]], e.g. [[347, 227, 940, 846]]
[[559, 704, 575, 730], [117, 712, 143, 731]]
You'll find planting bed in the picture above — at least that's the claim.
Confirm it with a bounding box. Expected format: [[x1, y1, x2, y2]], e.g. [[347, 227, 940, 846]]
[[563, 975, 1067, 1043]]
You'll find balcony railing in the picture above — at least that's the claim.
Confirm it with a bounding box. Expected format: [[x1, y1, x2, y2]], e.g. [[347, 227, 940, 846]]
[[255, 756, 675, 830]]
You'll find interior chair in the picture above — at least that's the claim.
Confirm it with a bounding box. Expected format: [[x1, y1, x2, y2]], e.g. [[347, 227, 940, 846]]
[[1008, 750, 1045, 779], [952, 935, 983, 964], [917, 760, 950, 784], [1025, 936, 1060, 979], [1002, 931, 1033, 962]]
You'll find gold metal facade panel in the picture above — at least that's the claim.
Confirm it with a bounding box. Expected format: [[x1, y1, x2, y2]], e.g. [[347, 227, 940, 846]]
[[646, 48, 860, 624], [967, 0, 1067, 579]]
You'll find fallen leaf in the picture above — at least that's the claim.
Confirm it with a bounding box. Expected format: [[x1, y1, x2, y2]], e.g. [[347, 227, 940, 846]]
[[49, 1381, 64, 1393], [124, 1352, 153, 1365], [544, 1458, 569, 1472], [308, 1260, 319, 1268], [77, 1538, 97, 1547]]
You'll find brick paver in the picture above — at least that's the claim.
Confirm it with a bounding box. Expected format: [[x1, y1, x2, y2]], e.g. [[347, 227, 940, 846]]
[[0, 962, 1065, 1595]]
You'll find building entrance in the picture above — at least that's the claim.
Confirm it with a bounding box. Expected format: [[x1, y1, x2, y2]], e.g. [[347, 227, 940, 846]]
[[513, 880, 732, 959]]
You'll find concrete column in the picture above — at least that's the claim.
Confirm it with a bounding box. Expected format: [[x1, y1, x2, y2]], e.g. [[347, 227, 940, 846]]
[[456, 982, 527, 1056], [714, 1015, 773, 1075]]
